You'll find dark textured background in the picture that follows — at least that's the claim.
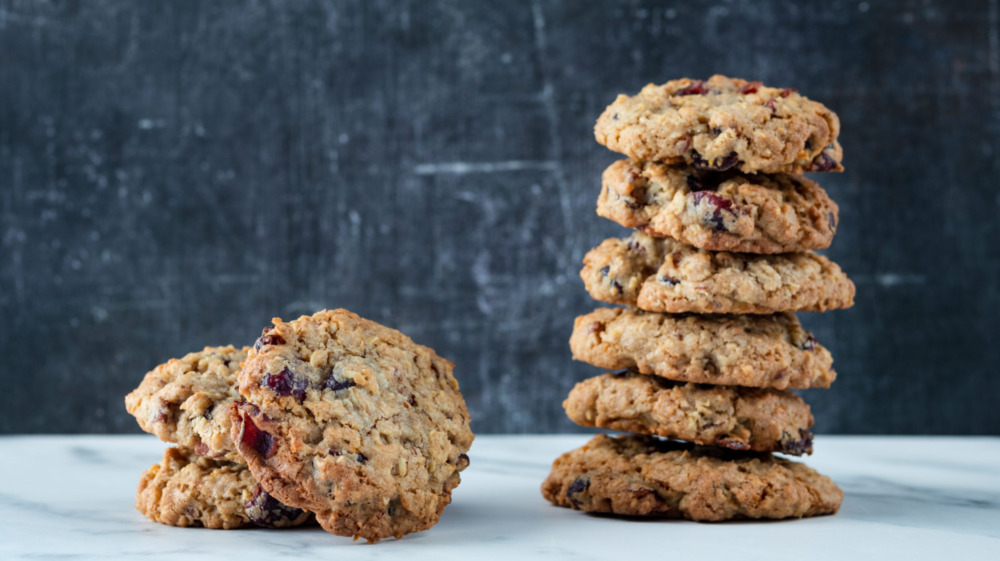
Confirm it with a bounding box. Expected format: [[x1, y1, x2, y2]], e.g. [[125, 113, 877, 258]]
[[1, 0, 998, 435]]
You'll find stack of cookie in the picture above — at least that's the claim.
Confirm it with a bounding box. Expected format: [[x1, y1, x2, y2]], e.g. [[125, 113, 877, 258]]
[[543, 75, 853, 521], [125, 309, 474, 541]]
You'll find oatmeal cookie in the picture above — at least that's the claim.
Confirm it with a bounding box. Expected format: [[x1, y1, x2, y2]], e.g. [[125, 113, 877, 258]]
[[598, 159, 837, 254], [564, 372, 814, 454], [232, 309, 474, 542], [594, 75, 842, 174], [136, 447, 311, 529], [581, 232, 854, 314], [125, 346, 247, 463], [569, 307, 834, 390], [542, 434, 842, 520]]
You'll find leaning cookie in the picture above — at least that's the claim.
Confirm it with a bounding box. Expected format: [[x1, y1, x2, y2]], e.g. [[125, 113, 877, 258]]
[[594, 75, 842, 174], [598, 159, 838, 254], [581, 232, 854, 314], [564, 372, 814, 455], [570, 307, 834, 390], [232, 309, 474, 542], [125, 346, 247, 463], [136, 447, 312, 529], [542, 434, 842, 520]]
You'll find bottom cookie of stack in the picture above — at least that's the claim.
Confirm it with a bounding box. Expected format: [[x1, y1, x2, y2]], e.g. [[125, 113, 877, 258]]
[[542, 434, 842, 520]]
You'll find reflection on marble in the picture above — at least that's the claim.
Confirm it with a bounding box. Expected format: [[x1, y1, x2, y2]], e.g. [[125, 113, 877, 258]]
[[0, 435, 998, 560]]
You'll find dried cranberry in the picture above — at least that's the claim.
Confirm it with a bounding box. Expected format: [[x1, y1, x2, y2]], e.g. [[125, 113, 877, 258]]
[[807, 152, 838, 172], [779, 88, 797, 98], [244, 484, 306, 527], [692, 190, 736, 231], [674, 80, 707, 95], [691, 151, 740, 171], [765, 98, 778, 113], [715, 435, 751, 451], [739, 81, 762, 94], [799, 334, 818, 351], [254, 327, 285, 351], [566, 477, 590, 506], [262, 367, 307, 403], [779, 429, 814, 455], [240, 410, 276, 459], [325, 376, 357, 392]]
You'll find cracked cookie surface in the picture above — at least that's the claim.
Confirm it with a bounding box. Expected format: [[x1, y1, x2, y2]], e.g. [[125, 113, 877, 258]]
[[233, 309, 474, 542], [542, 434, 842, 520], [594, 75, 842, 174], [125, 346, 247, 463], [564, 372, 814, 454], [598, 159, 838, 254], [581, 232, 854, 314], [570, 307, 834, 390], [136, 447, 311, 529]]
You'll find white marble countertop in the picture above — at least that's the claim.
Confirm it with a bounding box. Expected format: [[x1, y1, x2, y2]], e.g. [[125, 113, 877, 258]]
[[0, 435, 998, 560]]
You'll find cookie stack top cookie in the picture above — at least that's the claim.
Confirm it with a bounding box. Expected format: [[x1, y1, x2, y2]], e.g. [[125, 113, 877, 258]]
[[595, 75, 842, 175], [542, 76, 851, 522]]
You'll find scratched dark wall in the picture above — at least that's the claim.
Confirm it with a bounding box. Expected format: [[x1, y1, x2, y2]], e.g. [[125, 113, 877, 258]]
[[1, 0, 998, 435]]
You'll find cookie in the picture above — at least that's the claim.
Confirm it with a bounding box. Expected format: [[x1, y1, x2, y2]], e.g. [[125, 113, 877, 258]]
[[125, 346, 247, 463], [569, 307, 834, 390], [581, 232, 854, 314], [598, 159, 838, 254], [594, 75, 842, 174], [564, 372, 814, 454], [232, 309, 474, 542], [136, 447, 312, 529], [542, 434, 842, 520]]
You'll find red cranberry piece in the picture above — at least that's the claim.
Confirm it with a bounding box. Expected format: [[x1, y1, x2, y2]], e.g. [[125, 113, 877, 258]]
[[244, 484, 306, 527], [691, 151, 739, 171], [675, 80, 708, 95], [765, 98, 778, 114], [240, 410, 277, 459], [254, 327, 286, 351], [715, 435, 751, 451], [806, 152, 838, 172], [739, 81, 762, 94], [262, 367, 308, 403], [692, 190, 736, 231], [779, 88, 797, 97]]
